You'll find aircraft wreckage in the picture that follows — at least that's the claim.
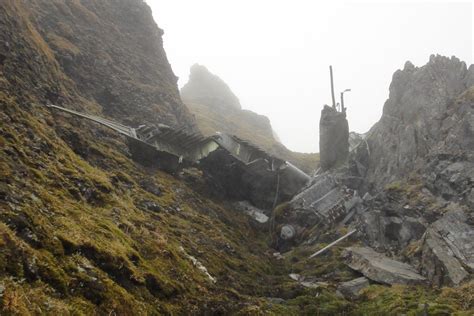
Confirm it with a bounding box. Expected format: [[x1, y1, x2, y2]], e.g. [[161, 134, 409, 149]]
[[46, 104, 310, 209]]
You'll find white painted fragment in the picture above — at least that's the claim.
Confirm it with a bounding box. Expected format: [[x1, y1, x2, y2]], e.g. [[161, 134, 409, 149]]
[[179, 246, 216, 283]]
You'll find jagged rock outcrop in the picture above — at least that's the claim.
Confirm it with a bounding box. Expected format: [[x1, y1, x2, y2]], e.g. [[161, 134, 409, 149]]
[[181, 64, 241, 111], [351, 55, 474, 192], [319, 105, 349, 171]]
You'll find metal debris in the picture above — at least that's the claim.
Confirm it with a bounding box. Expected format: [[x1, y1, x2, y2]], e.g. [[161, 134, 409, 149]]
[[308, 229, 356, 259], [46, 104, 311, 208]]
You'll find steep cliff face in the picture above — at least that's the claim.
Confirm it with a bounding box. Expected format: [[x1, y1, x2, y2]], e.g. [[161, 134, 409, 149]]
[[5, 0, 196, 129], [352, 55, 474, 193], [181, 64, 319, 173]]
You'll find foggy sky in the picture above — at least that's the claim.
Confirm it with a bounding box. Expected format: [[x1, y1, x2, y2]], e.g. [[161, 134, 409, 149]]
[[147, 0, 473, 153]]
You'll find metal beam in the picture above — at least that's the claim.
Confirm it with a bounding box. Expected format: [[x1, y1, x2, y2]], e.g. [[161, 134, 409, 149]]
[[308, 230, 356, 259]]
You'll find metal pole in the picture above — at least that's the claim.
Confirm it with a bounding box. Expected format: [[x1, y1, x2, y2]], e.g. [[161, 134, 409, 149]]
[[308, 229, 356, 259], [330, 66, 336, 109], [340, 91, 345, 113]]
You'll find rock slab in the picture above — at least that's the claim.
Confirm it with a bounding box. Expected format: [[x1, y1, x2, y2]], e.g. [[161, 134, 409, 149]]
[[342, 246, 426, 285]]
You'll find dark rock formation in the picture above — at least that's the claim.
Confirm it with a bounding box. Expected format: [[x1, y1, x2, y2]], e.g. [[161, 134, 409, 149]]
[[352, 188, 430, 252], [29, 0, 197, 130], [351, 55, 474, 191], [319, 105, 349, 171]]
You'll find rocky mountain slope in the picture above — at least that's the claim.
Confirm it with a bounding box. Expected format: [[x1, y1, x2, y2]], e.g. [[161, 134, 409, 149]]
[[181, 64, 319, 174], [1, 0, 474, 314], [272, 55, 474, 314], [352, 55, 474, 193]]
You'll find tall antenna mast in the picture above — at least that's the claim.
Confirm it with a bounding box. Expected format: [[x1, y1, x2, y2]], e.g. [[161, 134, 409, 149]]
[[329, 65, 336, 110]]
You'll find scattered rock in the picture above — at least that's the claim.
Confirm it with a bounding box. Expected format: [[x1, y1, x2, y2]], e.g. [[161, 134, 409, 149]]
[[342, 246, 426, 285], [272, 252, 284, 260], [300, 281, 324, 289], [139, 200, 161, 212], [289, 273, 300, 281], [288, 273, 327, 289], [337, 277, 370, 300], [139, 179, 162, 196]]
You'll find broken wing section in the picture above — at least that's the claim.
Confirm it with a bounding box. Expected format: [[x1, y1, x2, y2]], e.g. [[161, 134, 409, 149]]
[[46, 104, 311, 208]]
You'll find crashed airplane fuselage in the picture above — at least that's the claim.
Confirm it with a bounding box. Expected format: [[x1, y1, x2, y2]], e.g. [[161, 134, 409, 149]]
[[46, 105, 310, 209]]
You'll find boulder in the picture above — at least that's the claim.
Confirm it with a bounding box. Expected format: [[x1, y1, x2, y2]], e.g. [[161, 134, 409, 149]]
[[421, 210, 474, 286], [338, 277, 370, 300], [342, 246, 426, 285]]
